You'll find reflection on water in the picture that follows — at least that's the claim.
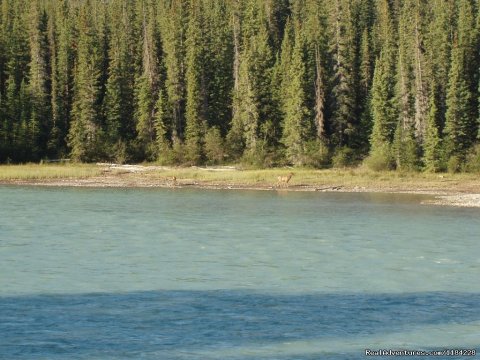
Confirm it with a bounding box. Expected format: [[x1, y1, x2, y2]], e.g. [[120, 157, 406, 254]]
[[0, 187, 479, 359]]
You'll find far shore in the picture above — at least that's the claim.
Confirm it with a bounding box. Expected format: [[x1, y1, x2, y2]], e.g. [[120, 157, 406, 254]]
[[1, 163, 480, 208]]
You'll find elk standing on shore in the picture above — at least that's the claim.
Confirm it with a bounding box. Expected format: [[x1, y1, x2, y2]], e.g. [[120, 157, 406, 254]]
[[277, 172, 294, 187], [167, 175, 177, 186]]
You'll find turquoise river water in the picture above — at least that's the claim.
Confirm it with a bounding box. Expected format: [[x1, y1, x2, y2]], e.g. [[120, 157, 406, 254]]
[[0, 186, 479, 359]]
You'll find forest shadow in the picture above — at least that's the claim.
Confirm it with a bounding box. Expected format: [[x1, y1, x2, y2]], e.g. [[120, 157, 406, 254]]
[[1, 290, 479, 359]]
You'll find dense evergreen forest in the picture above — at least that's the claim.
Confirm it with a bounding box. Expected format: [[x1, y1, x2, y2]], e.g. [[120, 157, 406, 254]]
[[0, 0, 479, 171]]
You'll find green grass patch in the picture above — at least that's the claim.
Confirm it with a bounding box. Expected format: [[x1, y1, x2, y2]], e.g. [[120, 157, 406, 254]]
[[0, 163, 102, 180], [151, 166, 480, 191]]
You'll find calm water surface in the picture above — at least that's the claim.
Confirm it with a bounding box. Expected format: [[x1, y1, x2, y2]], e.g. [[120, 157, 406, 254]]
[[0, 186, 479, 359]]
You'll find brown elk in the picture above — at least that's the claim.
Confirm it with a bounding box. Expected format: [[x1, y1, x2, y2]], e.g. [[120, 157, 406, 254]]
[[167, 176, 177, 186], [277, 172, 294, 187]]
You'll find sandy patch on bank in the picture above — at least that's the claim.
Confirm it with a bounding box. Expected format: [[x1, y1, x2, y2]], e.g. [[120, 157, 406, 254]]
[[424, 194, 480, 208]]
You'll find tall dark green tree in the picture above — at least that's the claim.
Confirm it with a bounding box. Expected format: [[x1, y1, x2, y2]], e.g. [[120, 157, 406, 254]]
[[103, 1, 139, 161], [456, 0, 478, 136], [27, 1, 51, 159], [184, 0, 206, 164], [68, 1, 104, 161], [48, 0, 75, 157], [134, 2, 161, 160], [159, 0, 187, 145], [281, 29, 312, 165], [423, 84, 442, 171], [203, 0, 233, 135], [328, 0, 358, 147], [444, 39, 474, 159], [227, 0, 274, 161], [425, 0, 455, 137]]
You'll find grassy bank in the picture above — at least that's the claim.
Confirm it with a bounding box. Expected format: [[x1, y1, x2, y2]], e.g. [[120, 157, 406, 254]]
[[1, 163, 479, 194], [0, 163, 102, 180], [146, 166, 480, 192]]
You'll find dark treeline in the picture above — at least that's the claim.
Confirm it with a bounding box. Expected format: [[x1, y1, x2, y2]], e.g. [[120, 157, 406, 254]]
[[0, 0, 479, 171]]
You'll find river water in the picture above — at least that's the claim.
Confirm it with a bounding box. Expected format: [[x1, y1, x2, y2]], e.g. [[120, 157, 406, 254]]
[[0, 186, 479, 359]]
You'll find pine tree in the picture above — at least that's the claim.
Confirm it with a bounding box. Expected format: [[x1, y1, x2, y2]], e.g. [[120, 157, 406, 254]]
[[299, 0, 329, 144], [203, 0, 233, 135], [48, 0, 74, 157], [329, 0, 357, 148], [104, 47, 123, 150], [104, 1, 139, 161], [227, 0, 274, 162], [367, 48, 396, 169], [444, 39, 474, 159], [184, 0, 206, 165], [68, 1, 103, 162], [423, 86, 442, 171], [135, 74, 155, 159], [159, 0, 187, 144], [281, 30, 312, 165], [359, 28, 373, 104], [273, 19, 293, 116], [264, 0, 289, 48], [357, 28, 374, 153], [134, 2, 161, 160], [18, 78, 31, 160], [314, 44, 326, 141], [393, 119, 419, 171], [367, 0, 397, 168], [425, 0, 455, 140], [227, 50, 259, 159], [456, 0, 478, 136], [395, 1, 417, 169], [154, 88, 171, 162], [2, 1, 30, 162], [370, 50, 397, 152], [27, 1, 51, 160], [412, 0, 429, 142]]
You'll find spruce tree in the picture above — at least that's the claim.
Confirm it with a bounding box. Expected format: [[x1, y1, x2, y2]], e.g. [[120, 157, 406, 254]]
[[281, 30, 311, 165], [425, 0, 455, 141], [201, 1, 233, 135], [27, 1, 51, 160], [104, 2, 139, 161], [393, 119, 419, 171], [456, 0, 478, 136], [444, 39, 474, 159], [184, 0, 206, 165], [329, 0, 357, 148], [369, 50, 397, 153], [227, 51, 259, 159], [227, 0, 274, 162], [423, 86, 442, 171], [414, 1, 430, 142], [367, 49, 396, 169], [49, 1, 74, 158], [154, 89, 171, 162], [68, 1, 103, 162], [135, 74, 155, 159], [159, 0, 187, 144], [134, 3, 161, 160], [395, 1, 419, 169]]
